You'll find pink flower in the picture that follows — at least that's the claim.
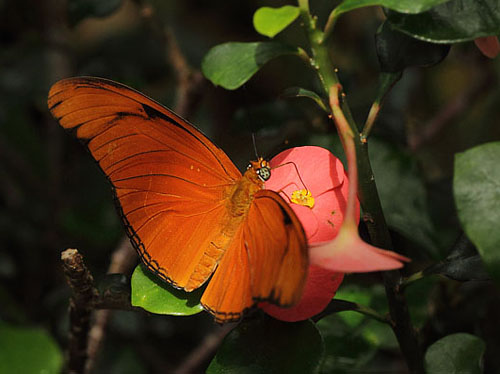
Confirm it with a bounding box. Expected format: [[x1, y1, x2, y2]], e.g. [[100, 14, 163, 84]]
[[259, 146, 409, 322], [474, 36, 500, 59], [259, 146, 354, 322], [264, 146, 357, 243]]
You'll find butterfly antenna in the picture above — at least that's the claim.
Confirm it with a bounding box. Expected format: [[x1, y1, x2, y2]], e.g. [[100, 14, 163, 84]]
[[252, 132, 260, 159], [271, 161, 310, 192]]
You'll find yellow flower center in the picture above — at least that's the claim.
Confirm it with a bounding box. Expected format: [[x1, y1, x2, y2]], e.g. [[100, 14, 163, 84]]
[[291, 189, 315, 208]]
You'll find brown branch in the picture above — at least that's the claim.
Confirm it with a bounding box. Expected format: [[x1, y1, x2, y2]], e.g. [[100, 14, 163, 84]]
[[61, 249, 98, 374]]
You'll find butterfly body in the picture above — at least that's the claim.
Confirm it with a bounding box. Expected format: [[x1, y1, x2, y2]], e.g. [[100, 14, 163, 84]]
[[48, 77, 308, 322]]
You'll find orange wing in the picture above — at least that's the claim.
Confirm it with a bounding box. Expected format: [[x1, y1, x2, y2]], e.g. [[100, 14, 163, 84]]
[[201, 190, 308, 322], [48, 77, 242, 291], [48, 77, 308, 322]]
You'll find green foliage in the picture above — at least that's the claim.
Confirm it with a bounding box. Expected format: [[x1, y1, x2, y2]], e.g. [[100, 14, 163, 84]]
[[253, 6, 300, 38], [201, 42, 301, 90], [369, 138, 441, 257], [454, 142, 500, 282], [68, 0, 123, 26], [376, 21, 450, 73], [207, 317, 323, 374], [0, 323, 63, 374], [388, 0, 500, 43], [425, 333, 485, 373], [131, 264, 204, 316]]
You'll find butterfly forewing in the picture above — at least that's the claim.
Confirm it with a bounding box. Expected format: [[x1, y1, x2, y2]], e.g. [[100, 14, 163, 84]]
[[48, 77, 241, 290]]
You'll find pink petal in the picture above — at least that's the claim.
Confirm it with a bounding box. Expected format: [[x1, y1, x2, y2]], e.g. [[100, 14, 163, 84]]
[[474, 36, 500, 58], [310, 226, 409, 272], [260, 266, 344, 322], [267, 146, 345, 197], [288, 204, 319, 243], [308, 179, 356, 243]]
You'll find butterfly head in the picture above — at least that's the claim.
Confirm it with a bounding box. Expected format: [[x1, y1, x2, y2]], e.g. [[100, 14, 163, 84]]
[[247, 158, 271, 182]]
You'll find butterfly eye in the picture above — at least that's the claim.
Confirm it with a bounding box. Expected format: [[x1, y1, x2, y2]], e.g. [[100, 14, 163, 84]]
[[257, 166, 271, 181]]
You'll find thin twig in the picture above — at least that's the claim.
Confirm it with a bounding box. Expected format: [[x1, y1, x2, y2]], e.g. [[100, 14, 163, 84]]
[[85, 238, 137, 374], [313, 299, 390, 324], [61, 249, 99, 374], [408, 66, 495, 151], [165, 28, 206, 118]]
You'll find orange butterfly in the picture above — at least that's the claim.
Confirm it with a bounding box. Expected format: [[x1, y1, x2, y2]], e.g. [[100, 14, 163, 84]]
[[48, 77, 308, 322]]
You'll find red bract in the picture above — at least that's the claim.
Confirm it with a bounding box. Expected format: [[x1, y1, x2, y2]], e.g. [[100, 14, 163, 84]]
[[260, 146, 355, 321]]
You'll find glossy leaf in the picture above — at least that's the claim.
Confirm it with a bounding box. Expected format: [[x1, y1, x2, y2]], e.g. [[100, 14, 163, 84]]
[[388, 0, 500, 43], [207, 317, 323, 374], [369, 138, 440, 257], [376, 21, 449, 72], [253, 6, 300, 38], [202, 42, 300, 90], [425, 333, 485, 374], [454, 142, 500, 282], [331, 0, 451, 18], [68, 0, 123, 26], [424, 235, 491, 281], [131, 264, 204, 316], [0, 323, 63, 374]]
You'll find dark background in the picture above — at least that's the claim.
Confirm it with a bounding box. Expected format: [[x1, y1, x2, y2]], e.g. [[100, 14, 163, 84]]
[[1, 0, 500, 372]]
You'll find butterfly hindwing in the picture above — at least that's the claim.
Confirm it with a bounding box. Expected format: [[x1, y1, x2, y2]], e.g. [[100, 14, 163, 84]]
[[201, 190, 308, 322]]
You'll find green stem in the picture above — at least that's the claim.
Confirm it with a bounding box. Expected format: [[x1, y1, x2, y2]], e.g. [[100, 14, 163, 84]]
[[313, 299, 390, 325], [401, 271, 425, 289], [298, 3, 424, 373], [361, 72, 402, 141], [354, 302, 391, 325]]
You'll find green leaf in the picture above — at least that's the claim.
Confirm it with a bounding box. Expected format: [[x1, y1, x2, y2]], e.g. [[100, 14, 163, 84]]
[[68, 0, 123, 26], [202, 42, 300, 90], [253, 6, 300, 38], [207, 317, 323, 374], [330, 0, 451, 20], [454, 142, 500, 282], [375, 21, 449, 73], [423, 235, 490, 281], [388, 0, 500, 43], [131, 264, 204, 316], [281, 87, 329, 112], [369, 138, 440, 257], [0, 323, 63, 374], [425, 333, 485, 374]]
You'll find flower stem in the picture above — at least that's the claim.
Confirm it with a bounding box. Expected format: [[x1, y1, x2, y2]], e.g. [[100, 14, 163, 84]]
[[298, 4, 424, 373]]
